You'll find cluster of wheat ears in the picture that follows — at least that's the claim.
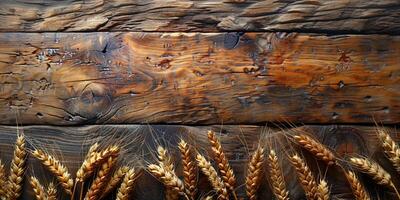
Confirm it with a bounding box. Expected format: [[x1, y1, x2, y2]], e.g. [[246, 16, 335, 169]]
[[0, 128, 399, 200]]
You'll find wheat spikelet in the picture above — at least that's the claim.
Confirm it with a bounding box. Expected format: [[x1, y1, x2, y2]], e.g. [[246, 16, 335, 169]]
[[47, 183, 57, 200], [267, 150, 290, 200], [101, 166, 130, 198], [116, 168, 136, 200], [148, 164, 185, 195], [178, 139, 197, 199], [32, 149, 74, 195], [203, 196, 213, 200], [196, 154, 229, 200], [30, 176, 47, 200], [85, 156, 116, 200], [378, 129, 400, 173], [76, 145, 119, 182], [344, 170, 370, 200], [0, 161, 7, 198], [294, 134, 336, 165], [245, 146, 264, 200], [317, 179, 330, 200], [290, 154, 319, 200], [207, 130, 236, 192], [349, 157, 391, 186], [7, 134, 26, 200]]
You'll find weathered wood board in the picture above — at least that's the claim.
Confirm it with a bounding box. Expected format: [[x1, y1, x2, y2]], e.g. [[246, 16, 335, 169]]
[[0, 125, 398, 199], [0, 32, 399, 125], [0, 0, 400, 34]]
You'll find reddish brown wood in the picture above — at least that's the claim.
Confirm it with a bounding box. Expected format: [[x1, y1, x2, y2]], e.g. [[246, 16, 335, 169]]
[[0, 32, 399, 125]]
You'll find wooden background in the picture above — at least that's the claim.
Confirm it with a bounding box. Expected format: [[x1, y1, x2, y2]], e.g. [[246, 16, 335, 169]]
[[0, 0, 399, 199]]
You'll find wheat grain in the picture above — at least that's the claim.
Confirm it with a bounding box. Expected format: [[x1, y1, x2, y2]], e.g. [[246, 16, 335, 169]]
[[317, 179, 329, 200], [85, 156, 116, 200], [294, 134, 336, 165], [344, 170, 370, 200], [116, 168, 136, 200], [246, 146, 264, 200], [7, 134, 26, 200], [268, 150, 290, 200], [178, 139, 197, 199], [148, 164, 185, 195], [207, 130, 236, 193], [196, 154, 229, 200], [290, 154, 319, 200], [349, 157, 391, 186], [378, 129, 400, 173], [76, 145, 119, 182], [32, 149, 74, 195], [47, 183, 57, 200], [101, 166, 130, 198], [30, 176, 47, 200], [0, 161, 7, 198]]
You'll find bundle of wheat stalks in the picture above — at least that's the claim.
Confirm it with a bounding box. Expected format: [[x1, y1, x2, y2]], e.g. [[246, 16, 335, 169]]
[[0, 128, 399, 200]]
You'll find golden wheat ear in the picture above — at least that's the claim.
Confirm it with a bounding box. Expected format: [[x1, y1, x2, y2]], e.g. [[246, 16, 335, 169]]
[[178, 139, 197, 200], [349, 157, 400, 198], [293, 134, 336, 165], [196, 153, 229, 200], [290, 154, 319, 200], [7, 133, 26, 200], [116, 168, 136, 200], [246, 146, 264, 200], [47, 182, 57, 200], [344, 170, 371, 200], [31, 149, 74, 195], [30, 176, 47, 200], [85, 156, 117, 200], [0, 160, 7, 198], [101, 166, 130, 199], [267, 150, 290, 200], [377, 128, 400, 173], [76, 145, 120, 182], [317, 179, 330, 200], [148, 164, 185, 196], [207, 130, 236, 195]]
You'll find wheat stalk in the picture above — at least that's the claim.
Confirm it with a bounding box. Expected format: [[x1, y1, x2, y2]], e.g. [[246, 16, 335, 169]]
[[349, 157, 400, 198], [246, 146, 264, 200], [7, 134, 26, 200], [101, 166, 130, 198], [47, 183, 57, 200], [377, 129, 400, 173], [116, 168, 136, 200], [196, 154, 229, 200], [30, 176, 47, 200], [294, 134, 336, 165], [32, 149, 74, 195], [0, 161, 7, 198], [178, 139, 197, 199], [148, 164, 185, 195], [290, 154, 319, 200], [317, 179, 330, 200], [207, 130, 236, 194], [267, 150, 290, 200], [76, 145, 119, 182], [349, 157, 391, 186], [344, 170, 371, 200], [85, 156, 116, 200]]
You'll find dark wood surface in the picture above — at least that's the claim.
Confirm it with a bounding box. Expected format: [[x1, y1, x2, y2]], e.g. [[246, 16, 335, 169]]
[[0, 124, 398, 199], [0, 0, 400, 34], [0, 32, 399, 125]]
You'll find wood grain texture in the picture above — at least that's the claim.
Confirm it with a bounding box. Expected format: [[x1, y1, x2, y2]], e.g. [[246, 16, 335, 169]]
[[0, 0, 399, 33], [0, 32, 399, 125], [0, 124, 398, 199]]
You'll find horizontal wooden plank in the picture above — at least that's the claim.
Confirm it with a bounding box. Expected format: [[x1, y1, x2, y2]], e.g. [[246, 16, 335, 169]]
[[0, 33, 399, 125], [0, 0, 400, 33], [0, 124, 398, 199]]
